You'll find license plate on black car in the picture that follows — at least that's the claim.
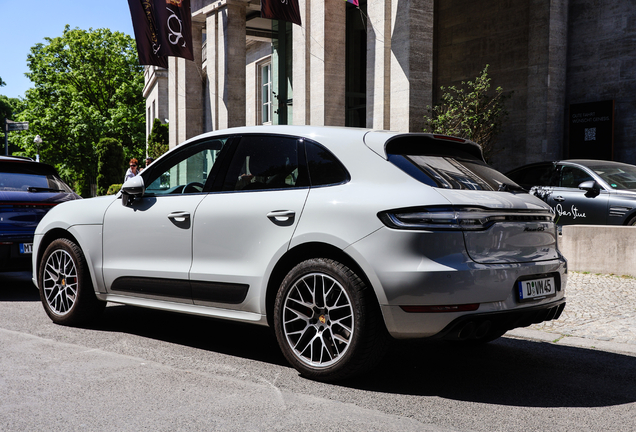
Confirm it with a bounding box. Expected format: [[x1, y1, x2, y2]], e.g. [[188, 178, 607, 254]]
[[518, 277, 556, 301], [19, 243, 33, 254]]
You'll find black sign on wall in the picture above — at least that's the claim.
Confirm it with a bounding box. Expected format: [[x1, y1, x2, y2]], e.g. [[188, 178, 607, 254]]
[[568, 100, 614, 160]]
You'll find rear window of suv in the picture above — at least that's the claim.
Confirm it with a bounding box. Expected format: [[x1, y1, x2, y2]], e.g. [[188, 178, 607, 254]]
[[386, 136, 521, 191], [0, 161, 73, 193]]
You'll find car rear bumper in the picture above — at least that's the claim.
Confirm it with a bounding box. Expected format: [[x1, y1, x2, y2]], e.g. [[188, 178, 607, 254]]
[[348, 227, 568, 339], [0, 239, 33, 271], [428, 298, 566, 341]]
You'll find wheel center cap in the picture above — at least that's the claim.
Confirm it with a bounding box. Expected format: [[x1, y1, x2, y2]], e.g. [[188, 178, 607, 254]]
[[318, 315, 326, 324]]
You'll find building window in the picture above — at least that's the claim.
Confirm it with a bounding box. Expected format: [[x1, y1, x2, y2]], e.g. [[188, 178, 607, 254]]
[[259, 61, 273, 125]]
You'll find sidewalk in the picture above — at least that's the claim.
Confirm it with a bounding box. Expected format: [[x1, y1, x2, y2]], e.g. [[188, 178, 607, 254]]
[[506, 271, 636, 356]]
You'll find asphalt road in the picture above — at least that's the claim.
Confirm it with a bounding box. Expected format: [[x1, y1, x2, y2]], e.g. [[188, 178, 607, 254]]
[[1, 271, 636, 432]]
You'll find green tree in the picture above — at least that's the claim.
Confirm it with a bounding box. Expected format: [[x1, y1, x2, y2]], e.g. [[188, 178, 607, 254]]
[[147, 118, 169, 160], [13, 26, 145, 196], [424, 65, 511, 161], [0, 76, 6, 87], [1, 91, 24, 155], [95, 137, 125, 196]]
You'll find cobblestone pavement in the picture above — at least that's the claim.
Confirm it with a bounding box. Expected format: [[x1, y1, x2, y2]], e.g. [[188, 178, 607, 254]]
[[528, 271, 636, 346]]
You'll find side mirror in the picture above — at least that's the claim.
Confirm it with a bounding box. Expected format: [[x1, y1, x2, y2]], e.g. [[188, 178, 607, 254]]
[[578, 180, 600, 196], [578, 180, 599, 192], [120, 175, 145, 206]]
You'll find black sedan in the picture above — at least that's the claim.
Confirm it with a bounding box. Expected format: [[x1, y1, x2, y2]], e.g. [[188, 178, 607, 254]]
[[0, 156, 80, 271], [506, 159, 636, 226]]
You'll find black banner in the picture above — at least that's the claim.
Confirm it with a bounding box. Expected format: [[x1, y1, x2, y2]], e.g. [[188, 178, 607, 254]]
[[155, 0, 194, 61], [261, 0, 302, 26], [128, 0, 193, 67]]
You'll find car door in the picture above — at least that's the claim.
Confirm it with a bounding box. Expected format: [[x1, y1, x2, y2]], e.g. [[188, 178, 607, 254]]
[[102, 138, 229, 302], [188, 135, 310, 313], [548, 164, 609, 225]]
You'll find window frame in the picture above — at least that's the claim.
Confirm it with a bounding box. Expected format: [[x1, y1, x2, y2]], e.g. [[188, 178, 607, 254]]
[[257, 59, 273, 125]]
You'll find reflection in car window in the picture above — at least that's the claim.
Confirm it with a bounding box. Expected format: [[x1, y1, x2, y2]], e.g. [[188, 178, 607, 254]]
[[589, 164, 636, 190], [559, 166, 593, 188], [222, 136, 302, 191], [144, 138, 227, 195], [392, 155, 517, 191], [0, 162, 74, 193], [305, 141, 349, 186]]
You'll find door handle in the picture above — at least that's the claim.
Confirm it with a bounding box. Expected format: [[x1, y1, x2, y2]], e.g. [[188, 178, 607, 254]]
[[553, 196, 565, 202], [267, 210, 296, 222], [168, 211, 191, 223]]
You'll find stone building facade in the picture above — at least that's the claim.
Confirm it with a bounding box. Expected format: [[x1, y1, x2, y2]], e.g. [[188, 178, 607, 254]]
[[143, 0, 636, 172]]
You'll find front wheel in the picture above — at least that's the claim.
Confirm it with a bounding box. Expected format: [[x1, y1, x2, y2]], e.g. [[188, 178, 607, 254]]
[[38, 238, 105, 326], [273, 258, 388, 382]]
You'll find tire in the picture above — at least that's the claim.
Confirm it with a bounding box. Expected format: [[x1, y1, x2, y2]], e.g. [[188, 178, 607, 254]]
[[273, 258, 388, 382], [627, 215, 636, 226], [38, 238, 105, 326]]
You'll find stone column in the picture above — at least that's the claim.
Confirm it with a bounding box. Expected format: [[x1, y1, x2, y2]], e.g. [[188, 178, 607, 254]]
[[389, 0, 434, 133], [293, 0, 310, 125], [300, 0, 346, 126], [168, 21, 205, 149], [205, 1, 246, 130], [526, 0, 569, 162], [367, 0, 392, 129]]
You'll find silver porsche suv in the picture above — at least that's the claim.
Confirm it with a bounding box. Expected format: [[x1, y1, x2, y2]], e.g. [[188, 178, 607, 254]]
[[32, 126, 566, 381]]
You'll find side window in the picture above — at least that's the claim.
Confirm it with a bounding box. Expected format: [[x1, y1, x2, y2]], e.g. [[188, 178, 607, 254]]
[[144, 139, 227, 195], [508, 164, 557, 188], [222, 136, 302, 191], [305, 141, 349, 186], [560, 166, 593, 188]]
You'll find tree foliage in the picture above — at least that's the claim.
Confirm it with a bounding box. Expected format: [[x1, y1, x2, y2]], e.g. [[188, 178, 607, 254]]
[[95, 137, 125, 196], [147, 118, 169, 160], [13, 26, 145, 196], [424, 65, 511, 161]]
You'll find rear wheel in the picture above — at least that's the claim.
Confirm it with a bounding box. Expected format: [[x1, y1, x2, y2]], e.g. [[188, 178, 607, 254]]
[[627, 215, 636, 226], [38, 238, 105, 326], [274, 258, 388, 382]]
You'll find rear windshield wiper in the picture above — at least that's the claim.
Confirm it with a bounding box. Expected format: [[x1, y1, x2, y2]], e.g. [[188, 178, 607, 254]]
[[497, 183, 527, 193], [27, 187, 65, 193]]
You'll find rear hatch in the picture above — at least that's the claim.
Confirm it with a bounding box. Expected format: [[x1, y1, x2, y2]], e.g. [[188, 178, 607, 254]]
[[0, 160, 80, 240], [373, 133, 559, 264]]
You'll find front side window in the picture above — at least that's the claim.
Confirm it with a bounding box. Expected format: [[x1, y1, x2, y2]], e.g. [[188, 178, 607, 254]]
[[222, 135, 303, 191], [559, 166, 593, 188], [144, 138, 228, 195]]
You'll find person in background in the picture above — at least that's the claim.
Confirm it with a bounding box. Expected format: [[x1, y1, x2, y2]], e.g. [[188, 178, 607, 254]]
[[124, 158, 140, 182], [141, 157, 154, 172]]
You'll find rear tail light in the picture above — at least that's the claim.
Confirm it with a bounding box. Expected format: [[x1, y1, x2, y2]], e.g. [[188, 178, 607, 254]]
[[378, 206, 553, 231]]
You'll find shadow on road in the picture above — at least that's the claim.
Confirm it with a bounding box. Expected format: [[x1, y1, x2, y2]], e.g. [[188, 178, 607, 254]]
[[0, 271, 39, 301], [344, 337, 636, 409], [87, 302, 636, 410], [95, 304, 287, 367], [5, 269, 634, 411]]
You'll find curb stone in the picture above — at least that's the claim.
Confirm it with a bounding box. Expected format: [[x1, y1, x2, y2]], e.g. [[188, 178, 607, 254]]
[[505, 328, 636, 357]]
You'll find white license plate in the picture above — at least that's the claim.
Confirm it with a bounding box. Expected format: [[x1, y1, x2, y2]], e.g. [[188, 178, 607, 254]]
[[19, 243, 33, 254], [518, 277, 556, 301]]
